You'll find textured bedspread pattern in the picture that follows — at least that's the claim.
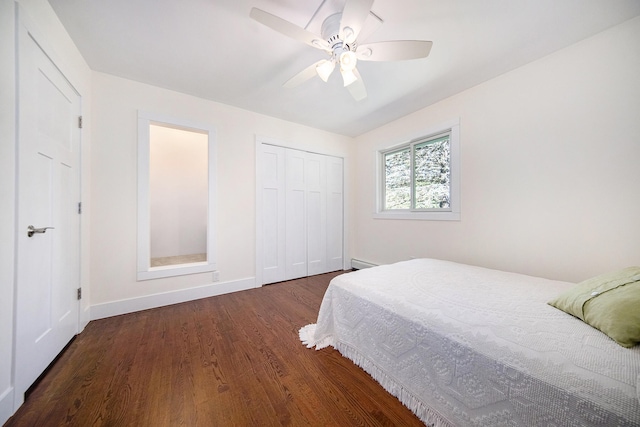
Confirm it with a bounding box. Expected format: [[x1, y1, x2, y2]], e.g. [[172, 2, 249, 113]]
[[300, 259, 640, 426]]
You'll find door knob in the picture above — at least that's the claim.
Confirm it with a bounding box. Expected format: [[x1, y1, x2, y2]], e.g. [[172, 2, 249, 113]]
[[27, 225, 55, 237]]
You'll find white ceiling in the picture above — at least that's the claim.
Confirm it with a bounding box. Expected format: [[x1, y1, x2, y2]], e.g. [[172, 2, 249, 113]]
[[48, 0, 640, 137]]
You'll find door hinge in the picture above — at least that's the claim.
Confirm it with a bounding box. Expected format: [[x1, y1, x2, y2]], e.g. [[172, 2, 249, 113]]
[[78, 202, 82, 214], [77, 287, 82, 300], [78, 116, 83, 129]]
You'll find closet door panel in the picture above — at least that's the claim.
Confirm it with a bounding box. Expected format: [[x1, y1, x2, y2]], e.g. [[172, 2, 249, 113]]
[[285, 149, 307, 280], [306, 153, 327, 276], [260, 145, 286, 284], [326, 156, 344, 272]]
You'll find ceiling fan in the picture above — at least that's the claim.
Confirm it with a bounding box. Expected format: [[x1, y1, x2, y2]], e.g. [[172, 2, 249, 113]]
[[250, 0, 433, 101]]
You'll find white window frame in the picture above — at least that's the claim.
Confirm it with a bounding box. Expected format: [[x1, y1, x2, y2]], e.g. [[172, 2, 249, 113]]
[[374, 119, 460, 221], [136, 110, 218, 280]]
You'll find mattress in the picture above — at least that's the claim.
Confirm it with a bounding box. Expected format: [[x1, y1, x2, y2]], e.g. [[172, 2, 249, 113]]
[[300, 258, 640, 426]]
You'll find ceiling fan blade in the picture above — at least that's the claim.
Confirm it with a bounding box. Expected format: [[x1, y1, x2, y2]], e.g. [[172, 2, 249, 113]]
[[356, 40, 433, 61], [250, 8, 329, 51], [339, 0, 374, 43], [283, 60, 326, 88], [346, 69, 367, 101], [357, 11, 383, 43]]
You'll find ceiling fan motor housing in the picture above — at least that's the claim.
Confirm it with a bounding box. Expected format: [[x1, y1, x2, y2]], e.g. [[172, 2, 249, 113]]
[[323, 13, 352, 48], [321, 13, 341, 41], [322, 12, 357, 65]]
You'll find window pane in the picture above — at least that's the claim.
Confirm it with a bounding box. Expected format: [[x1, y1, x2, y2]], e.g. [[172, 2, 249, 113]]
[[414, 136, 450, 209], [384, 148, 411, 209]]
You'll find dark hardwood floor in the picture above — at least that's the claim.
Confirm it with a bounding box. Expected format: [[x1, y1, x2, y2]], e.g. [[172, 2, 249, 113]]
[[5, 272, 424, 426]]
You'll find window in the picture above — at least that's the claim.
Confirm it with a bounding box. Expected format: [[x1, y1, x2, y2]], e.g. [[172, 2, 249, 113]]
[[376, 120, 460, 220]]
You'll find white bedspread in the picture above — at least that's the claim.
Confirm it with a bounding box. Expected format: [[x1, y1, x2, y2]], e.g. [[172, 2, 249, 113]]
[[300, 259, 640, 426]]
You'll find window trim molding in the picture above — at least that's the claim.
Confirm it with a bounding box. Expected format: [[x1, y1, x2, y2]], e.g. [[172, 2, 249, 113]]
[[374, 118, 460, 221], [136, 110, 218, 281]]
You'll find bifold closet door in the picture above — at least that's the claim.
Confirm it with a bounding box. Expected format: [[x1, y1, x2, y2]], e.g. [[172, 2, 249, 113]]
[[260, 144, 343, 285]]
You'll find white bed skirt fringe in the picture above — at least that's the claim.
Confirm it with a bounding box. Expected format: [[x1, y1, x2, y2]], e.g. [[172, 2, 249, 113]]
[[298, 323, 316, 347], [299, 323, 451, 427], [299, 323, 335, 350]]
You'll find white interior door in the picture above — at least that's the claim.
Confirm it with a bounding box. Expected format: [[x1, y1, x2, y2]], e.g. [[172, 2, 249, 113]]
[[14, 21, 81, 409]]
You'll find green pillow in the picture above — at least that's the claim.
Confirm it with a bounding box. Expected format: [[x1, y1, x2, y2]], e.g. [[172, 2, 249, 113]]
[[548, 266, 640, 348]]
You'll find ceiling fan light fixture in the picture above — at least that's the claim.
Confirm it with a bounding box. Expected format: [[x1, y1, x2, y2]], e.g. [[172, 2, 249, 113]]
[[341, 68, 358, 87], [316, 60, 335, 82], [250, 2, 432, 101]]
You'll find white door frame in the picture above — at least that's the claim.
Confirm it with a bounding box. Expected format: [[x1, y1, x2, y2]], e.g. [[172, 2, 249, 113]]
[[255, 135, 349, 287]]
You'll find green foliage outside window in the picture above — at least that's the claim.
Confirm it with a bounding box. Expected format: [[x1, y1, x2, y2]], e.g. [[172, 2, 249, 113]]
[[384, 148, 411, 209], [384, 134, 450, 210]]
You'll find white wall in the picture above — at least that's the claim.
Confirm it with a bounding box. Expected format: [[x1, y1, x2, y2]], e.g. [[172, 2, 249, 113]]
[[1, 0, 92, 422], [90, 71, 353, 313], [352, 16, 640, 283], [352, 18, 640, 281]]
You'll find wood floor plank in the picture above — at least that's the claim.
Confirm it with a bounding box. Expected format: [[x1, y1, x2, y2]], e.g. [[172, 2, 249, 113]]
[[5, 271, 424, 426]]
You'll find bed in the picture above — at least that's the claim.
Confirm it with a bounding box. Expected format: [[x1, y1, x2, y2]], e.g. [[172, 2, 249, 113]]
[[299, 258, 640, 426]]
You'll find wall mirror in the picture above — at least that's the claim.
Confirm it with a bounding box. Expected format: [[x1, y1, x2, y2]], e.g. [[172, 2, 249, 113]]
[[137, 111, 216, 280]]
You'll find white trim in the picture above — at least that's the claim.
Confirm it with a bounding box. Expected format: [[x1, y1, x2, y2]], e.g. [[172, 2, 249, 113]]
[[351, 259, 378, 269], [254, 136, 267, 288], [136, 110, 217, 281], [0, 386, 14, 426], [374, 118, 461, 221], [137, 263, 216, 281], [90, 277, 256, 320], [373, 211, 460, 221]]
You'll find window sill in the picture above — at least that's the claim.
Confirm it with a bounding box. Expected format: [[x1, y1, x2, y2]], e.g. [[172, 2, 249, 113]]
[[373, 211, 460, 221], [137, 262, 216, 281]]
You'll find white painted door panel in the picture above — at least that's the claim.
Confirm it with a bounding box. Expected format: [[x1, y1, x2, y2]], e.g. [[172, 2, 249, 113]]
[[285, 149, 307, 280], [14, 22, 80, 409], [306, 153, 327, 276], [260, 145, 286, 284], [326, 156, 344, 272]]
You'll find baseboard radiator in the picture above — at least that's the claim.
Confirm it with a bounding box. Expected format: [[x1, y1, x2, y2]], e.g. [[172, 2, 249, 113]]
[[351, 259, 378, 270]]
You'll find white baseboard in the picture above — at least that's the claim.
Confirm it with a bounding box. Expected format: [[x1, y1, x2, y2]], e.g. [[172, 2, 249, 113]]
[[0, 386, 14, 426], [351, 258, 378, 270], [90, 277, 256, 320]]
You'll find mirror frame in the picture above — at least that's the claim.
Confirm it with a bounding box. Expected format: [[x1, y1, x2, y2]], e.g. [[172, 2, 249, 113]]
[[137, 110, 217, 281]]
